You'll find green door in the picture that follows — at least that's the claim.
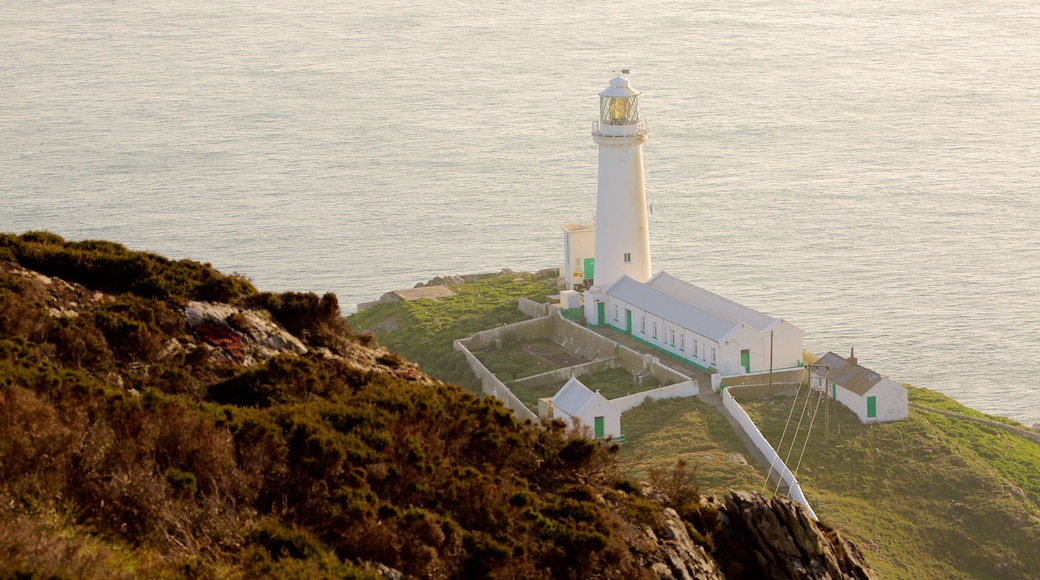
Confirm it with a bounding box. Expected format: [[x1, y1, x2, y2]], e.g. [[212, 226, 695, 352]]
[[867, 396, 877, 418], [583, 258, 595, 282], [625, 309, 632, 333], [594, 416, 605, 439], [740, 349, 750, 373], [596, 302, 605, 326], [831, 383, 837, 399]]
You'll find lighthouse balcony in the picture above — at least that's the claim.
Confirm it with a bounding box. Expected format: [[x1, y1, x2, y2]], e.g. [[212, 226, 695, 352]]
[[592, 120, 648, 138]]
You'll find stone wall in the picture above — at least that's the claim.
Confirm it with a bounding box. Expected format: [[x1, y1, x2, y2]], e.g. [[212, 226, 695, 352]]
[[457, 306, 700, 423], [508, 358, 622, 390], [518, 297, 551, 318], [454, 339, 539, 423], [457, 315, 554, 351]]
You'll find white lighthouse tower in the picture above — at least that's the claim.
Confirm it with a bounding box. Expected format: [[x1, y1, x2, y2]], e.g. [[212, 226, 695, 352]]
[[583, 73, 652, 325]]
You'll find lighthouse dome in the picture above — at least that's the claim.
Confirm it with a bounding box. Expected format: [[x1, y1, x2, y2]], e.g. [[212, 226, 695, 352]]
[[599, 75, 640, 98]]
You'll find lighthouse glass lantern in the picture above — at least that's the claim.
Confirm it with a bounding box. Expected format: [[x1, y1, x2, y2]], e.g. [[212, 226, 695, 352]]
[[600, 93, 638, 125], [599, 76, 640, 126]]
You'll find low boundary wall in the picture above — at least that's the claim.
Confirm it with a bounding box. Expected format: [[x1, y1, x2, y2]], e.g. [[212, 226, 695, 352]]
[[723, 388, 817, 520], [720, 369, 806, 391], [509, 358, 621, 390], [454, 338, 539, 423], [456, 306, 700, 425], [518, 297, 551, 318], [611, 381, 699, 413], [911, 403, 1040, 444]]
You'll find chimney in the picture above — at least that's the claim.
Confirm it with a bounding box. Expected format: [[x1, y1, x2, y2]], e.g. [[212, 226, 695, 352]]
[[848, 347, 857, 366]]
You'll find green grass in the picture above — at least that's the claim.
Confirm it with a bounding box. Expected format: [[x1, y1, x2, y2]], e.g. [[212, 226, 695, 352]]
[[347, 273, 556, 390], [473, 338, 568, 381], [618, 397, 764, 497], [580, 368, 661, 400], [739, 389, 1040, 579]]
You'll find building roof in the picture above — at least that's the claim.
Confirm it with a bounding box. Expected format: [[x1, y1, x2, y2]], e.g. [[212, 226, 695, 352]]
[[814, 352, 888, 396], [607, 276, 736, 340], [552, 377, 612, 417], [606, 271, 783, 341], [646, 271, 778, 331], [562, 222, 595, 233]]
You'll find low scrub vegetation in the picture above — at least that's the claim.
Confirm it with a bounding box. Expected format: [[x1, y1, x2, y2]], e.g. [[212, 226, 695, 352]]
[[2, 234, 735, 578]]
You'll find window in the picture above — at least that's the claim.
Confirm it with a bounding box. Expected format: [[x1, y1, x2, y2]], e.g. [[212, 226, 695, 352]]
[[680, 334, 685, 351], [652, 322, 657, 339], [623, 252, 631, 263], [640, 316, 645, 333], [711, 347, 717, 364], [694, 340, 698, 356], [613, 304, 619, 320], [670, 329, 675, 346]]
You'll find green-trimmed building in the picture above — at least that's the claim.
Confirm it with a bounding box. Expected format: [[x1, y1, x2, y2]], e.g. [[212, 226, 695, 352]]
[[598, 271, 804, 378]]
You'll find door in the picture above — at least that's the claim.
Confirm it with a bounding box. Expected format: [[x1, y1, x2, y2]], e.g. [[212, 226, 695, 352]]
[[740, 349, 750, 373], [625, 309, 632, 333], [583, 258, 595, 283], [594, 416, 605, 439], [867, 396, 877, 419], [596, 302, 605, 326]]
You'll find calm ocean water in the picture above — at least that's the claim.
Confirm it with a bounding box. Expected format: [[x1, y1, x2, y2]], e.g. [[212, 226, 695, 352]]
[[2, 1, 1038, 425]]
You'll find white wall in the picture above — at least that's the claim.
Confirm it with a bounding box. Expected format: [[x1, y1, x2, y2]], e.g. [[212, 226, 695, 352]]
[[563, 226, 596, 290], [454, 339, 539, 423], [723, 390, 817, 520], [606, 296, 724, 373], [834, 378, 908, 423], [610, 380, 699, 413], [556, 395, 622, 439], [871, 379, 909, 422]]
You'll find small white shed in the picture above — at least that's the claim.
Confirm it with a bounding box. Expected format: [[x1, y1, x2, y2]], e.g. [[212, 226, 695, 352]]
[[561, 222, 596, 290], [815, 351, 908, 423], [538, 377, 621, 439]]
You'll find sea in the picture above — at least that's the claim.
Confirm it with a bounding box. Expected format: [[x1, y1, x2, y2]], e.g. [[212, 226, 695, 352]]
[[2, 0, 1038, 426]]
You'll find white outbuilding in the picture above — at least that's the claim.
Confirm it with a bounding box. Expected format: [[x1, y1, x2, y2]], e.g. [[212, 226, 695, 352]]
[[538, 377, 621, 440], [561, 222, 596, 290], [600, 271, 804, 377], [814, 351, 908, 423]]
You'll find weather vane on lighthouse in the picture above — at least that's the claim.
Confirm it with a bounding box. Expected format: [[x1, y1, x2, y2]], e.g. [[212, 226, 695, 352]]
[[582, 72, 652, 325]]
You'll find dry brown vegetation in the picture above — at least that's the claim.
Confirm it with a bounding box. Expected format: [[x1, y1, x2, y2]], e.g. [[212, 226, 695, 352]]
[[0, 233, 730, 578]]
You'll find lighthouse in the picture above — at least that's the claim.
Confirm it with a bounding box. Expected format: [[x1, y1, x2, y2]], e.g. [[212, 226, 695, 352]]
[[583, 73, 652, 325]]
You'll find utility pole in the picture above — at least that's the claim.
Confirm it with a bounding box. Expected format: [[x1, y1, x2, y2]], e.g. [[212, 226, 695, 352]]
[[824, 365, 830, 445], [768, 330, 774, 390]]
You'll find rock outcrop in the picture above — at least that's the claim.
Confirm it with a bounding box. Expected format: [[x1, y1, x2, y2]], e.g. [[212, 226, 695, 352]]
[[711, 491, 876, 580]]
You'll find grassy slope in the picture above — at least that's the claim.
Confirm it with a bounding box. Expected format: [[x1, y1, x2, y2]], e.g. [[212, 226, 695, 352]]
[[347, 273, 555, 392], [353, 275, 1040, 579], [618, 397, 765, 496], [741, 391, 1040, 579]]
